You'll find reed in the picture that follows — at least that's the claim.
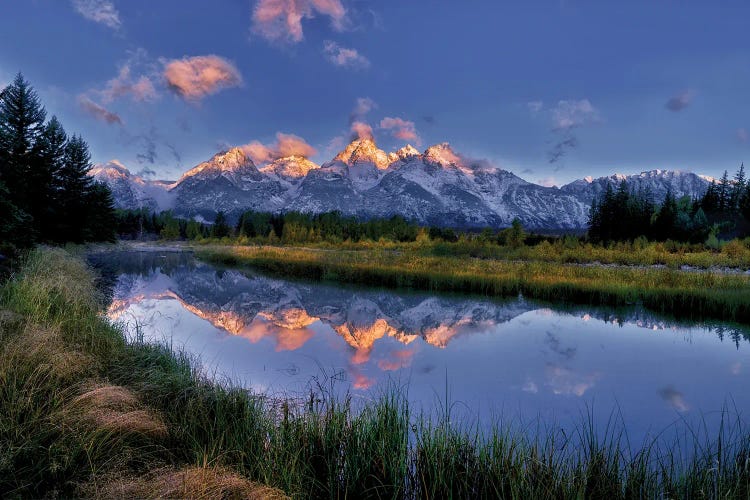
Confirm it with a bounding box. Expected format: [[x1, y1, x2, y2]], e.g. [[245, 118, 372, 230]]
[[2, 247, 750, 498], [197, 245, 750, 325]]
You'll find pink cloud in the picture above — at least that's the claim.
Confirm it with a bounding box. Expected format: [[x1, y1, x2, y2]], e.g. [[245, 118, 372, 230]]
[[380, 117, 420, 145], [77, 95, 122, 125], [350, 121, 374, 140], [536, 177, 558, 188], [323, 40, 370, 69], [252, 0, 346, 44], [240, 132, 317, 164], [101, 65, 158, 103], [163, 55, 242, 101]]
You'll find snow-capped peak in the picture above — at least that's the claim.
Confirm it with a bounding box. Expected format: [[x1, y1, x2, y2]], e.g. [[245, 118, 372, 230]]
[[260, 155, 320, 179], [333, 137, 390, 170], [424, 143, 464, 168], [177, 147, 257, 184], [89, 159, 132, 179], [388, 144, 422, 164]]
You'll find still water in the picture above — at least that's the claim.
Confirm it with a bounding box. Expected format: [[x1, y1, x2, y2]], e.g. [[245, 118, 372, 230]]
[[91, 250, 750, 444]]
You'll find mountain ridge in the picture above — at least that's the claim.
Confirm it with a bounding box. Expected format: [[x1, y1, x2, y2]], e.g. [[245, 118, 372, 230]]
[[89, 139, 712, 230]]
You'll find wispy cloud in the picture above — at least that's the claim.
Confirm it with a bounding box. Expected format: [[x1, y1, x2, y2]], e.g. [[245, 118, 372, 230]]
[[380, 117, 420, 145], [552, 99, 600, 131], [323, 40, 370, 69], [665, 90, 694, 112], [100, 64, 157, 103], [350, 97, 376, 123], [72, 0, 121, 30], [544, 99, 600, 164], [251, 0, 347, 44], [163, 55, 242, 101], [240, 132, 317, 164], [350, 121, 374, 140], [77, 95, 122, 125], [527, 100, 543, 114]]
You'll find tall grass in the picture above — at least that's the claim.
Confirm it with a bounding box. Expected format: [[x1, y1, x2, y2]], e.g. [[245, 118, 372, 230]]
[[2, 247, 750, 498], [198, 245, 750, 325]]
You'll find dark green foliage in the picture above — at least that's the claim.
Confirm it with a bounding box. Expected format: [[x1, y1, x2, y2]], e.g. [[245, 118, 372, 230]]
[[211, 211, 231, 239], [589, 181, 714, 243], [0, 73, 116, 247]]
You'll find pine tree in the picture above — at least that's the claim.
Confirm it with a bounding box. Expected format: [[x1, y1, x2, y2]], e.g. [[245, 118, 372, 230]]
[[700, 180, 719, 213], [211, 211, 231, 238], [0, 73, 47, 213], [0, 180, 32, 252], [718, 170, 730, 212], [731, 163, 746, 212], [84, 182, 117, 242], [57, 135, 94, 242], [34, 116, 67, 240]]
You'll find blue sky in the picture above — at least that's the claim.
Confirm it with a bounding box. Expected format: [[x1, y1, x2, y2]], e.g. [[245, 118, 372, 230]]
[[1, 0, 748, 184]]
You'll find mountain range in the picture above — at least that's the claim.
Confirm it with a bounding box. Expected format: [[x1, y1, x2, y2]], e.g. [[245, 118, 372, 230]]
[[89, 138, 713, 230]]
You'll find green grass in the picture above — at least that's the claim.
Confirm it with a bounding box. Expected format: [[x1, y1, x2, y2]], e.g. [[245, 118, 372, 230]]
[[197, 245, 750, 325], [2, 247, 750, 498]]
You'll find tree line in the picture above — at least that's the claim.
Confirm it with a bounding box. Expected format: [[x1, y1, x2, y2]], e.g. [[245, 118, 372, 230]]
[[0, 74, 116, 253], [589, 164, 750, 244]]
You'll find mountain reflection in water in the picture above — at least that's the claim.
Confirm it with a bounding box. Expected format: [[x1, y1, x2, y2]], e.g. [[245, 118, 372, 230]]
[[90, 250, 750, 442]]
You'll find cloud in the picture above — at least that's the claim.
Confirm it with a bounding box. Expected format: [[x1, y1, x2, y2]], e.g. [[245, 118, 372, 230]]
[[78, 96, 122, 125], [350, 97, 377, 124], [350, 121, 374, 140], [527, 100, 543, 113], [100, 64, 157, 103], [547, 135, 578, 164], [658, 386, 689, 412], [377, 349, 415, 371], [251, 0, 347, 44], [545, 363, 598, 397], [422, 115, 436, 124], [323, 40, 370, 69], [552, 99, 599, 131], [738, 128, 749, 144], [380, 117, 420, 145], [665, 90, 694, 112], [547, 99, 599, 164], [240, 132, 317, 164], [72, 0, 121, 29], [163, 55, 242, 101]]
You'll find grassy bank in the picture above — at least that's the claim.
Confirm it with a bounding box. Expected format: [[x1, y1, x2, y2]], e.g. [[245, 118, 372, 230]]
[[197, 245, 750, 325], [2, 248, 750, 498]]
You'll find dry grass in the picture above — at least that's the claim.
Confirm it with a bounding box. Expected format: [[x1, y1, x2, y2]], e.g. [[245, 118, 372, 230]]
[[64, 384, 168, 440], [88, 465, 289, 499], [3, 324, 96, 382]]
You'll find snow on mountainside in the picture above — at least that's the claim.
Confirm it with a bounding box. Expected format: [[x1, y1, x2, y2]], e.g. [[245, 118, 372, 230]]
[[89, 160, 174, 211], [561, 169, 711, 205], [94, 139, 713, 230]]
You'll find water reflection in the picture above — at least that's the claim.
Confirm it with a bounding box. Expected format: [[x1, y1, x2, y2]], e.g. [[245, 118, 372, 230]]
[[90, 250, 750, 442]]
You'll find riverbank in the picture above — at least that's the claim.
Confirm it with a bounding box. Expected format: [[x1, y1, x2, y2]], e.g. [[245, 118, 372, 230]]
[[3, 248, 750, 498], [197, 244, 750, 325]]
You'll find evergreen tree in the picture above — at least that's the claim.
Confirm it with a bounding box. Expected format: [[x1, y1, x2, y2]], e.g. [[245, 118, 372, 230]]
[[57, 135, 94, 242], [84, 182, 117, 242], [0, 180, 32, 252], [731, 162, 746, 211], [718, 170, 731, 212], [700, 180, 720, 213], [34, 116, 67, 239], [653, 190, 677, 240], [0, 73, 46, 213], [211, 211, 231, 238]]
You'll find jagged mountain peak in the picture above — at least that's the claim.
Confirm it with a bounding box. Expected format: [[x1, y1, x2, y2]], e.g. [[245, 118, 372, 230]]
[[260, 155, 320, 179], [333, 137, 390, 170], [176, 147, 258, 184], [424, 142, 464, 168], [388, 144, 422, 164]]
